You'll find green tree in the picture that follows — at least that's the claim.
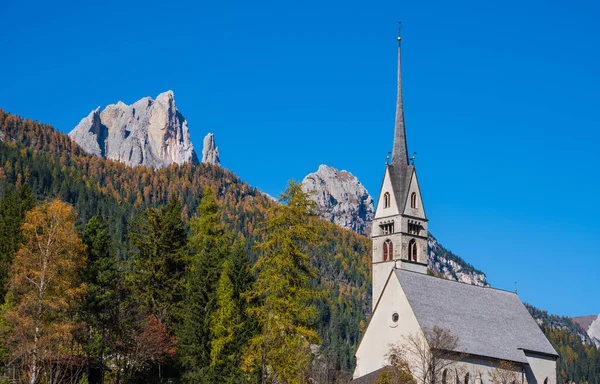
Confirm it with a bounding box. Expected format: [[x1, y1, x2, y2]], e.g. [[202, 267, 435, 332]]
[[127, 198, 188, 328], [80, 215, 121, 383], [243, 181, 322, 384], [209, 241, 256, 383], [178, 187, 230, 383], [0, 184, 34, 301]]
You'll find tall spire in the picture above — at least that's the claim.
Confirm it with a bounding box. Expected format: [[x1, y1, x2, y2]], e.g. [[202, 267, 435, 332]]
[[392, 23, 409, 167]]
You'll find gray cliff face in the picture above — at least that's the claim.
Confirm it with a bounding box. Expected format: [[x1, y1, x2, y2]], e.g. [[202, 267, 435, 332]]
[[69, 91, 198, 168], [301, 165, 374, 235], [574, 314, 600, 346], [201, 133, 220, 166], [428, 236, 489, 287], [301, 164, 488, 287]]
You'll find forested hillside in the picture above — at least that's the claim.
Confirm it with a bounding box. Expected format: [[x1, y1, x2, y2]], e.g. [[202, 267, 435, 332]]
[[527, 304, 600, 384], [0, 109, 371, 382]]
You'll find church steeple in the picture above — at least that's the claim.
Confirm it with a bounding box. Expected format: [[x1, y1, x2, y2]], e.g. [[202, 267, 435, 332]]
[[370, 27, 429, 309], [392, 25, 409, 167]]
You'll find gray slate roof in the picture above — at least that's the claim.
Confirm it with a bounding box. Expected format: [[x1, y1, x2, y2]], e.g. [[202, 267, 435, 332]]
[[395, 269, 558, 364], [388, 164, 414, 214]]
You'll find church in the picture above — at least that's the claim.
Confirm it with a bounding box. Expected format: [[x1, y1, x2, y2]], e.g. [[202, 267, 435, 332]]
[[351, 34, 558, 384]]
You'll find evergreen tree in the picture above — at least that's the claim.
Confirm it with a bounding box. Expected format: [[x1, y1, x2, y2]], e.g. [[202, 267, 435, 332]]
[[209, 241, 256, 383], [177, 187, 230, 383], [80, 215, 121, 383], [243, 181, 322, 384], [127, 198, 188, 328], [0, 184, 34, 301]]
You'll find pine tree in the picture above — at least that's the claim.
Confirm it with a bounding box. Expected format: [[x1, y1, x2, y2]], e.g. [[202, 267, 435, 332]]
[[127, 198, 188, 328], [80, 215, 121, 383], [177, 187, 230, 383], [243, 181, 322, 384]]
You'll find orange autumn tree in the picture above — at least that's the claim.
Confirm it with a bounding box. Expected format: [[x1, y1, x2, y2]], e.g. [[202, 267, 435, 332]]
[[3, 199, 87, 384]]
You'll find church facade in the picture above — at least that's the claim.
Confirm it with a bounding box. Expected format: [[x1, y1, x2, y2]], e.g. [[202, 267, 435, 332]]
[[352, 35, 558, 384]]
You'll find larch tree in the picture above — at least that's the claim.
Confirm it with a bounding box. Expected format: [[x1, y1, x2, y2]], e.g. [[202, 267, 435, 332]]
[[3, 199, 87, 384], [243, 180, 322, 384], [209, 241, 255, 383]]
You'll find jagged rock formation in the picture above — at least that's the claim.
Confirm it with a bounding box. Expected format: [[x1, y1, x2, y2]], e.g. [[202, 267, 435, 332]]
[[301, 164, 488, 287], [301, 165, 374, 235], [69, 91, 198, 168], [201, 133, 220, 166], [574, 314, 600, 346], [428, 235, 488, 287]]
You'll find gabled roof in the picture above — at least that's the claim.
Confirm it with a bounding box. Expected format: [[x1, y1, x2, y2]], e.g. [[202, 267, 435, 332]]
[[395, 269, 558, 364], [387, 163, 414, 214]]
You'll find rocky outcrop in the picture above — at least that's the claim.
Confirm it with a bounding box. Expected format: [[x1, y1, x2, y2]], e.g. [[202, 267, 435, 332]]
[[301, 165, 374, 235], [428, 235, 489, 287], [201, 133, 220, 166], [301, 164, 489, 287], [574, 314, 600, 346], [69, 91, 198, 168]]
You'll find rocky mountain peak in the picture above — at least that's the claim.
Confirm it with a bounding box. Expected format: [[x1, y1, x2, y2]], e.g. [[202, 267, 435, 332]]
[[300, 164, 489, 287], [301, 165, 374, 235], [202, 133, 220, 166], [69, 91, 198, 168]]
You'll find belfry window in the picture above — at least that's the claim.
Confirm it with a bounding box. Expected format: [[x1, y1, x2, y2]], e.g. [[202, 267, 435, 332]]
[[465, 373, 470, 384], [408, 239, 417, 262], [384, 192, 391, 208], [410, 192, 417, 208], [380, 222, 394, 235], [408, 223, 420, 235], [383, 239, 393, 261], [442, 370, 448, 384]]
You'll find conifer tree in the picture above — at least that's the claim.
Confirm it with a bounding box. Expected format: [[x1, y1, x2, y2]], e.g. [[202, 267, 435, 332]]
[[80, 215, 121, 382], [127, 198, 188, 328], [209, 241, 256, 383], [243, 181, 322, 384], [0, 184, 34, 301], [178, 187, 229, 383]]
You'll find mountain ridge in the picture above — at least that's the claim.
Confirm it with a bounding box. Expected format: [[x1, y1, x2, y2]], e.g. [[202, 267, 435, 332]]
[[69, 90, 198, 168]]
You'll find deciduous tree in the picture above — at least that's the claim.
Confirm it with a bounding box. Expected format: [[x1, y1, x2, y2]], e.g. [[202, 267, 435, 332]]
[[3, 199, 87, 384]]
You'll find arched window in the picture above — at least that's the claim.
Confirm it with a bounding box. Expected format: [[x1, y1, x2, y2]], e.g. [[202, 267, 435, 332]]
[[408, 239, 417, 262], [543, 378, 548, 384], [442, 369, 448, 384], [465, 373, 470, 384], [384, 192, 391, 208], [383, 239, 393, 261], [411, 192, 417, 208]]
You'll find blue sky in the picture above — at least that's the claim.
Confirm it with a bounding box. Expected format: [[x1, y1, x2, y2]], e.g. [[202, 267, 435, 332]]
[[1, 0, 598, 317]]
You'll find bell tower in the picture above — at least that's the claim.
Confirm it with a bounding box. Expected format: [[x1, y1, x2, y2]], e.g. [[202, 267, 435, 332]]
[[371, 29, 429, 309]]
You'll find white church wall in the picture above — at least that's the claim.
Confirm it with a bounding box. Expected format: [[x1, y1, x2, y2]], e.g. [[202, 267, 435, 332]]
[[374, 167, 400, 219], [453, 357, 525, 384], [524, 353, 557, 384], [354, 272, 423, 379], [372, 261, 395, 309], [402, 171, 426, 220]]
